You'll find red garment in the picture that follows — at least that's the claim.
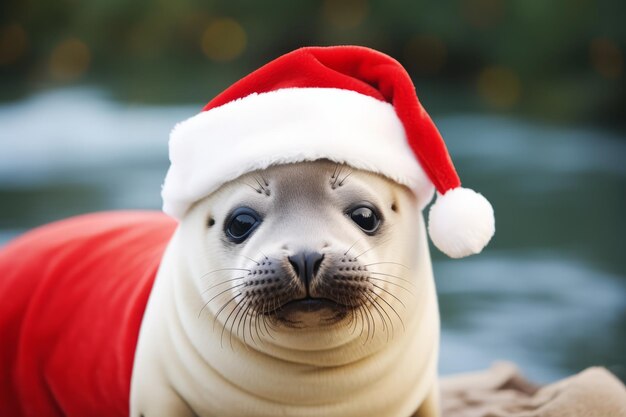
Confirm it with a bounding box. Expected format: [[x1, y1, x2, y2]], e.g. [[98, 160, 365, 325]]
[[0, 211, 177, 417]]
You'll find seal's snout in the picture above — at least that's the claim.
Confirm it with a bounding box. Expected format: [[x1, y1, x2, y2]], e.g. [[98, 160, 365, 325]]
[[287, 251, 324, 291]]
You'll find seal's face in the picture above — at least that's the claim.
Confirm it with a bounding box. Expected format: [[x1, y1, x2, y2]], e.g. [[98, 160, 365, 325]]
[[183, 160, 423, 346]]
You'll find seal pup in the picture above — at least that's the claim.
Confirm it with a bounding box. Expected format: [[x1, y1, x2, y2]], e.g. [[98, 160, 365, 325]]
[[0, 45, 494, 417], [131, 160, 441, 417]]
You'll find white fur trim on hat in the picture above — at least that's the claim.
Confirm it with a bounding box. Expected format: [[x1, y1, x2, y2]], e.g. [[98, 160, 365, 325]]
[[428, 187, 495, 258], [162, 87, 434, 219]]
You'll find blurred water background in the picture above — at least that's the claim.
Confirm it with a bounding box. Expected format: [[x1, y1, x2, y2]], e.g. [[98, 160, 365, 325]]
[[0, 0, 624, 384]]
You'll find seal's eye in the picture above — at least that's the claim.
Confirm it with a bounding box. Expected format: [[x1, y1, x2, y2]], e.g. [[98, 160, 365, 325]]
[[225, 207, 261, 243], [348, 204, 381, 234]]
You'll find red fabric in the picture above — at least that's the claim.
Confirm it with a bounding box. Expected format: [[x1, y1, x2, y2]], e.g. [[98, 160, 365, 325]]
[[203, 45, 461, 194], [0, 211, 177, 417]]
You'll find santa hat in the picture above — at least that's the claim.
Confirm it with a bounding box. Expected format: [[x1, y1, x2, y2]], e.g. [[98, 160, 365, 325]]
[[162, 45, 495, 258]]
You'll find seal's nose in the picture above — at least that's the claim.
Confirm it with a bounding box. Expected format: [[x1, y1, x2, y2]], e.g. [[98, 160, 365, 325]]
[[288, 251, 324, 289]]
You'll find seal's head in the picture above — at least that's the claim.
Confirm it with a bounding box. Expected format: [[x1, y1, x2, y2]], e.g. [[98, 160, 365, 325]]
[[180, 161, 423, 345]]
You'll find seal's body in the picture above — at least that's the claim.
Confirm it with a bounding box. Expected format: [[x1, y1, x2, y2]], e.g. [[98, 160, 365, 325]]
[[132, 161, 441, 417]]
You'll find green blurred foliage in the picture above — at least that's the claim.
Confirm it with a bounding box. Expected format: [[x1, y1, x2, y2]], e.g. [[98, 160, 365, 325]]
[[0, 0, 624, 125]]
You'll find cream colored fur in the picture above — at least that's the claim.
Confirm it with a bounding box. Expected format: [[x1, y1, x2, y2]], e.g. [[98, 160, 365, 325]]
[[131, 161, 440, 417]]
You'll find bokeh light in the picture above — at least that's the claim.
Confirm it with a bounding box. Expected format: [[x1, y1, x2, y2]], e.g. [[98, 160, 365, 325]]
[[0, 24, 28, 66], [48, 38, 91, 81], [322, 0, 369, 29], [404, 35, 447, 76], [200, 18, 247, 62], [477, 66, 521, 109], [460, 0, 504, 29], [589, 37, 623, 80]]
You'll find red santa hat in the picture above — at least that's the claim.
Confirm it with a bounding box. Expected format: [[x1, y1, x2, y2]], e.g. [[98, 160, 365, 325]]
[[162, 45, 495, 258]]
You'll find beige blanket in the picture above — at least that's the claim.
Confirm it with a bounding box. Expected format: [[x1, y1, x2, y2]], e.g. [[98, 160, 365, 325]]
[[441, 362, 626, 417]]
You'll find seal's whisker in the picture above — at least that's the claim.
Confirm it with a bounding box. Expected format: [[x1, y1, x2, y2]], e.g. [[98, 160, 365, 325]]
[[212, 293, 242, 330], [344, 307, 355, 333], [246, 310, 257, 348], [331, 165, 343, 188], [340, 293, 358, 330], [244, 301, 260, 347], [199, 283, 245, 318], [367, 271, 416, 287], [364, 294, 381, 336], [221, 297, 247, 349], [261, 315, 272, 339], [258, 311, 268, 334], [247, 297, 262, 339], [202, 276, 245, 294], [343, 238, 362, 256], [363, 291, 390, 342], [228, 297, 249, 350], [335, 292, 357, 330], [362, 305, 371, 341], [345, 308, 357, 332], [350, 295, 364, 332], [365, 291, 393, 339], [354, 237, 392, 259], [253, 310, 265, 346], [331, 163, 340, 179], [369, 282, 407, 308], [365, 261, 409, 270], [368, 288, 405, 332], [367, 276, 415, 295], [204, 282, 246, 304], [356, 297, 373, 343], [256, 298, 271, 336], [253, 312, 263, 342], [261, 315, 270, 335], [199, 268, 251, 280], [236, 300, 254, 350], [357, 304, 368, 342], [262, 297, 280, 335], [263, 314, 278, 336], [337, 169, 353, 186], [245, 182, 263, 194], [238, 254, 260, 265], [257, 251, 280, 263], [350, 308, 360, 334], [253, 176, 271, 196], [236, 300, 251, 348], [267, 307, 280, 331], [363, 300, 376, 342], [234, 297, 254, 350]]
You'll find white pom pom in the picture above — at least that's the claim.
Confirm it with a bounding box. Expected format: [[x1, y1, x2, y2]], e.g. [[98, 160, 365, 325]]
[[428, 187, 495, 258]]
